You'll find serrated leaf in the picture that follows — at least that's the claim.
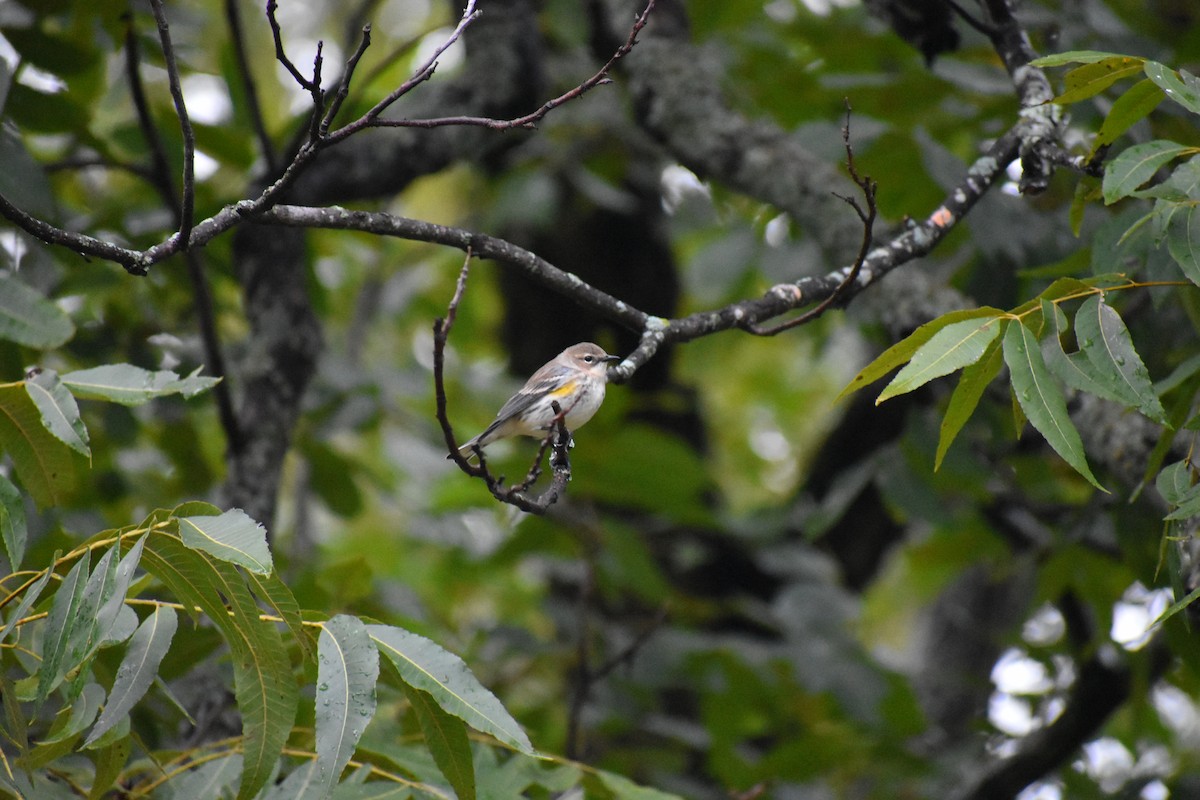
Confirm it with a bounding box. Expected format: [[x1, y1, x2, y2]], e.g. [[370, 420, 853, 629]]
[[62, 546, 119, 687], [61, 364, 220, 406], [178, 509, 273, 575], [1157, 460, 1200, 518], [877, 316, 1003, 403], [0, 382, 77, 506], [86, 735, 131, 800], [367, 624, 534, 755], [1167, 203, 1200, 286], [26, 369, 89, 457], [41, 683, 104, 745], [935, 336, 1004, 470], [1033, 50, 1139, 68], [1102, 141, 1194, 204], [261, 761, 318, 800], [139, 533, 297, 800], [1043, 304, 1116, 401], [0, 275, 74, 348], [245, 569, 315, 661], [0, 473, 26, 570], [0, 561, 55, 647], [37, 551, 91, 704], [65, 536, 146, 686], [1003, 321, 1105, 491], [1144, 61, 1200, 114], [586, 769, 685, 799], [405, 685, 475, 800], [1056, 57, 1144, 104], [839, 307, 1004, 400], [314, 615, 378, 796], [169, 753, 243, 800], [1073, 295, 1168, 423], [84, 605, 177, 747], [1093, 79, 1166, 154]]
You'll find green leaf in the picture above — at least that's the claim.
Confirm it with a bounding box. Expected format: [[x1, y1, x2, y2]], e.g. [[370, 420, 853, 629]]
[[1002, 321, 1105, 491], [244, 569, 316, 661], [178, 509, 273, 575], [314, 615, 379, 795], [41, 682, 104, 745], [1102, 141, 1194, 204], [1144, 61, 1200, 114], [1056, 57, 1144, 104], [935, 336, 1004, 470], [84, 605, 177, 747], [367, 624, 534, 755], [0, 276, 74, 348], [37, 551, 91, 704], [140, 533, 297, 800], [1073, 295, 1168, 423], [86, 735, 132, 800], [1157, 460, 1200, 519], [839, 308, 1003, 400], [167, 753, 243, 800], [877, 316, 1003, 404], [585, 769, 685, 799], [1167, 203, 1200, 286], [0, 382, 77, 506], [60, 364, 221, 406], [26, 369, 89, 457], [0, 472, 26, 570], [1033, 50, 1141, 68], [0, 560, 55, 647], [1093, 79, 1166, 154], [64, 537, 146, 686], [404, 685, 475, 800]]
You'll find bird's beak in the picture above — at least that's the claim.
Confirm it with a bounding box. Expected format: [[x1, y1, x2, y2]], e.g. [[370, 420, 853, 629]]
[[603, 355, 621, 363]]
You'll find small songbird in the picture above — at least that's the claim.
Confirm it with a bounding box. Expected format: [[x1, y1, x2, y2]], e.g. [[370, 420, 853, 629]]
[[455, 342, 620, 457]]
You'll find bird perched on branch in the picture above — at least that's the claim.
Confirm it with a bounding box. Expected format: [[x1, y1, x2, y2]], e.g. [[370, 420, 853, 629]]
[[455, 342, 620, 457]]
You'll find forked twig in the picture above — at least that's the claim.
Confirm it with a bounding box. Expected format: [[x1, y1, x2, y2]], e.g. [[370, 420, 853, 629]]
[[744, 101, 878, 336], [433, 254, 574, 513]]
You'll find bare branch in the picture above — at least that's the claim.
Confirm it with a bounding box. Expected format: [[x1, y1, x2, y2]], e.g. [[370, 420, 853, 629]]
[[432, 255, 574, 513], [364, 0, 657, 133], [322, 0, 483, 144], [745, 102, 877, 336], [321, 24, 373, 137], [266, 0, 319, 92], [148, 0, 197, 245], [224, 0, 278, 173], [258, 122, 1020, 381], [0, 192, 147, 273]]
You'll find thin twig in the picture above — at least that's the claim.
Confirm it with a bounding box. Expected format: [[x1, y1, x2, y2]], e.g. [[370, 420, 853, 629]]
[[265, 0, 318, 91], [745, 101, 877, 336], [322, 0, 482, 144], [224, 0, 278, 173], [148, 0, 196, 247], [433, 254, 574, 513], [321, 24, 373, 137], [124, 17, 178, 214], [125, 11, 242, 452], [361, 0, 657, 133]]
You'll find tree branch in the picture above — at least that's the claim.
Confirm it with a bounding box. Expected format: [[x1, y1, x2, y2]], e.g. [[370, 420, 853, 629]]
[[433, 256, 574, 513], [257, 120, 1021, 381], [148, 0, 197, 246], [224, 0, 278, 173]]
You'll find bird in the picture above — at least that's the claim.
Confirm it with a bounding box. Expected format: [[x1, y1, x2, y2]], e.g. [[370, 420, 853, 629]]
[[454, 342, 620, 457]]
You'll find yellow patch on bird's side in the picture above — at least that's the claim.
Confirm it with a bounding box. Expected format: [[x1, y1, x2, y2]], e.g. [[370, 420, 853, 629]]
[[546, 381, 579, 399]]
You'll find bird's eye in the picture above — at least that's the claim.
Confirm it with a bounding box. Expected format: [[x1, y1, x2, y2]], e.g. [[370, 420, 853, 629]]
[[583, 355, 594, 363]]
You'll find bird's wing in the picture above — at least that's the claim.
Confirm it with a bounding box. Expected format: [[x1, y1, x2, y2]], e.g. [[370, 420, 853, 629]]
[[490, 371, 569, 424]]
